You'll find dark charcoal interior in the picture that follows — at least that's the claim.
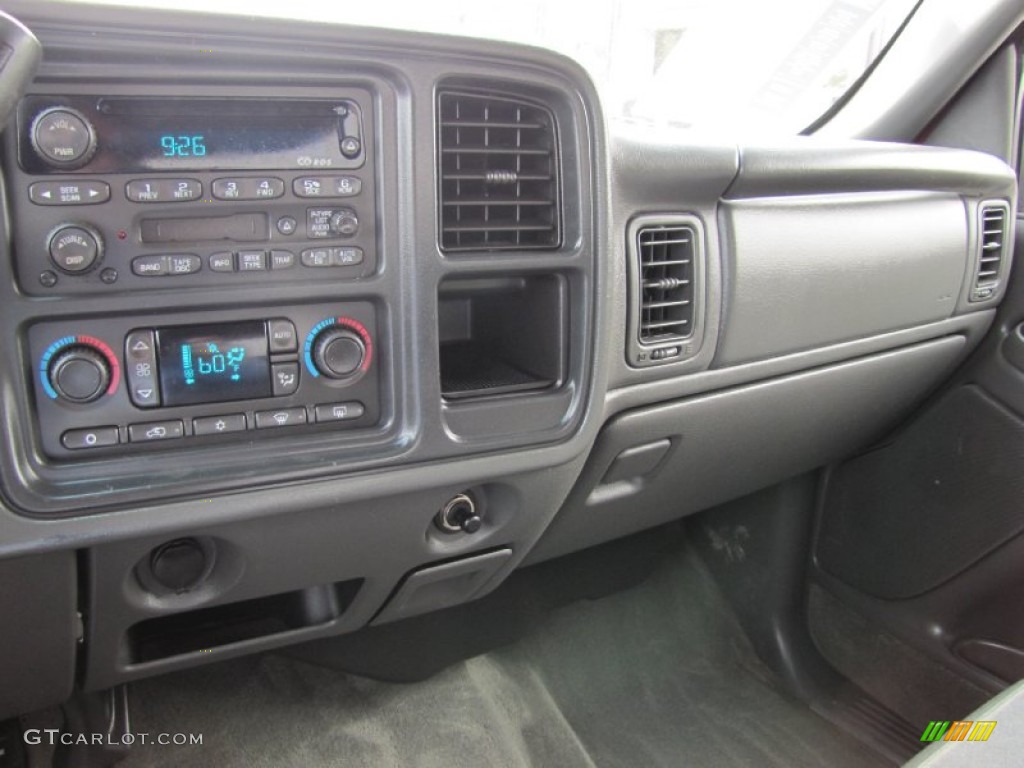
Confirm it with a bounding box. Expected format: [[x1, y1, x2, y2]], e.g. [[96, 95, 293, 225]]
[[0, 1, 1022, 767]]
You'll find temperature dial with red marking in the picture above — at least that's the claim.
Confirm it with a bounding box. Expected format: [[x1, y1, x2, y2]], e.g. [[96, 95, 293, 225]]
[[304, 316, 373, 381], [39, 335, 120, 404]]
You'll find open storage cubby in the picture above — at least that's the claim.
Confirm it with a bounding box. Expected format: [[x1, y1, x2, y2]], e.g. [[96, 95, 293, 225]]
[[125, 579, 362, 663], [438, 275, 567, 400]]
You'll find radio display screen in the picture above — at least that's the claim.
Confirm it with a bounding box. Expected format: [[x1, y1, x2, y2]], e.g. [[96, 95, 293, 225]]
[[20, 97, 360, 172], [157, 320, 272, 406]]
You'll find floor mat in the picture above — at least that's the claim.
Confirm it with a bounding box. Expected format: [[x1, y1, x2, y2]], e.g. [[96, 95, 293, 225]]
[[120, 544, 888, 767]]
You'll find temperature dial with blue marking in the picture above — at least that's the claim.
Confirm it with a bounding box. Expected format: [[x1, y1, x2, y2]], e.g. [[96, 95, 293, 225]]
[[40, 335, 120, 404], [304, 317, 373, 381]]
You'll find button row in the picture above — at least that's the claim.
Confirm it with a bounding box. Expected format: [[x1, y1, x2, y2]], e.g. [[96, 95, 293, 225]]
[[30, 175, 364, 206], [300, 247, 365, 268], [293, 176, 362, 198], [130, 248, 366, 276], [60, 401, 365, 449], [131, 254, 202, 277], [209, 250, 296, 272], [126, 179, 201, 203], [211, 177, 284, 201]]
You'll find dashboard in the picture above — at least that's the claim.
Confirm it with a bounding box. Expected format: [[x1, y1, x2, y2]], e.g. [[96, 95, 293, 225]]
[[0, 0, 1017, 721]]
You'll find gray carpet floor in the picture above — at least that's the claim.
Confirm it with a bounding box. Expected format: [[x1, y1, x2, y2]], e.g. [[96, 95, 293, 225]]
[[120, 545, 888, 767]]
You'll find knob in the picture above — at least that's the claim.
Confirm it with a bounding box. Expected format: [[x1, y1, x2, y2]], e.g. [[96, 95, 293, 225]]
[[49, 345, 110, 403], [148, 538, 210, 594], [329, 209, 359, 237], [30, 107, 98, 169], [312, 328, 366, 379], [48, 224, 103, 274], [435, 494, 482, 534]]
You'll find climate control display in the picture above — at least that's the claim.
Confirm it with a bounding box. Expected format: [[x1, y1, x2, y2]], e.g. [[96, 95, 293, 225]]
[[157, 321, 272, 406]]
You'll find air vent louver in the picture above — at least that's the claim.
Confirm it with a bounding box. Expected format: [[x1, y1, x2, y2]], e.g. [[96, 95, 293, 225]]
[[637, 224, 696, 343], [971, 202, 1010, 302], [438, 91, 560, 252]]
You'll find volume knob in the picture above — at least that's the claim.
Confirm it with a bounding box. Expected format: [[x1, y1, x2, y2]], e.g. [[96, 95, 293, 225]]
[[30, 107, 98, 169], [312, 328, 366, 379], [49, 346, 110, 404]]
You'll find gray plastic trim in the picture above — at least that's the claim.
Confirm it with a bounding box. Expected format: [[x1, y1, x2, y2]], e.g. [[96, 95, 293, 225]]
[[816, 0, 1024, 142]]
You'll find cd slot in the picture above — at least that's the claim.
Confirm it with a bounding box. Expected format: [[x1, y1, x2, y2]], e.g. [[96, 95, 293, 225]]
[[140, 212, 269, 243]]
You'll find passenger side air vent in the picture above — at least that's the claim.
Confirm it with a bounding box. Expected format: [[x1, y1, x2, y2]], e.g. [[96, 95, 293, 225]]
[[638, 225, 695, 341], [438, 91, 560, 252], [627, 215, 704, 367], [971, 202, 1011, 302]]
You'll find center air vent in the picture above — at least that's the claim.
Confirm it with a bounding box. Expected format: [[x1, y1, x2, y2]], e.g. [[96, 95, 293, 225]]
[[627, 216, 704, 367], [971, 202, 1011, 302], [438, 91, 560, 252]]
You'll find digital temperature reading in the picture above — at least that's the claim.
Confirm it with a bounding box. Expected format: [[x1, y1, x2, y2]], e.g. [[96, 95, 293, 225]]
[[160, 134, 206, 158], [181, 341, 246, 386], [157, 320, 272, 406]]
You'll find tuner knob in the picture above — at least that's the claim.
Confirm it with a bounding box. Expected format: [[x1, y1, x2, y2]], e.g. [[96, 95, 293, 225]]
[[30, 107, 98, 169], [329, 209, 359, 238], [48, 224, 103, 274], [312, 328, 366, 379], [49, 346, 111, 404]]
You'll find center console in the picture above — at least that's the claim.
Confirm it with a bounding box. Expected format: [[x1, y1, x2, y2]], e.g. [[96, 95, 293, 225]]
[[9, 89, 383, 463], [0, 41, 599, 516]]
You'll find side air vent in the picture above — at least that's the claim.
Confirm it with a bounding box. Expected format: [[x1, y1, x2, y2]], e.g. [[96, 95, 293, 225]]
[[638, 225, 695, 341], [971, 202, 1011, 302], [438, 91, 560, 252], [627, 215, 704, 367]]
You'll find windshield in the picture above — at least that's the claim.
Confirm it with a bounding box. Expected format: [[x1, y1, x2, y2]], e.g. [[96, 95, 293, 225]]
[[57, 0, 921, 134]]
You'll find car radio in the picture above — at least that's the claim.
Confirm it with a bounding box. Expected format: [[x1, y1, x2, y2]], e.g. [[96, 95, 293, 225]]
[[28, 303, 381, 459], [6, 92, 377, 295]]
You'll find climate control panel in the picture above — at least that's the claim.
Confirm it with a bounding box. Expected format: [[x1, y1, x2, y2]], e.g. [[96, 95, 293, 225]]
[[28, 303, 381, 459]]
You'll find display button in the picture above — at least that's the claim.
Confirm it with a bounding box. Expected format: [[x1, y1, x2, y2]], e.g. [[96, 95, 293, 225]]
[[255, 408, 307, 429], [294, 177, 328, 198], [211, 178, 243, 200], [270, 250, 296, 270], [125, 330, 161, 408], [333, 247, 364, 266], [237, 251, 267, 271], [249, 177, 285, 199], [272, 362, 300, 396], [167, 254, 201, 275], [131, 255, 168, 277], [334, 176, 361, 196], [314, 402, 365, 423], [192, 414, 247, 436], [126, 179, 201, 203], [268, 319, 298, 353], [209, 252, 235, 272], [306, 208, 333, 238], [30, 180, 110, 206], [300, 247, 332, 267], [129, 420, 184, 442], [61, 426, 119, 450], [49, 225, 101, 273]]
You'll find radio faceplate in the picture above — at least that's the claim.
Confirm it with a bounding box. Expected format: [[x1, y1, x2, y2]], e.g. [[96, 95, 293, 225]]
[[28, 303, 382, 459], [6, 92, 377, 295]]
